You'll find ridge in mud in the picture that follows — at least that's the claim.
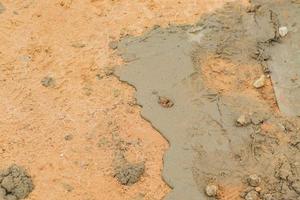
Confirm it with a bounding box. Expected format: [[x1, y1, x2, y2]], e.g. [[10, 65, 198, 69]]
[[115, 1, 300, 199]]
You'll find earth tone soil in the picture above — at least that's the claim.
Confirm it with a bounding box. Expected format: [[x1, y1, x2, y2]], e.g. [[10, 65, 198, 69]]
[[0, 0, 235, 200]]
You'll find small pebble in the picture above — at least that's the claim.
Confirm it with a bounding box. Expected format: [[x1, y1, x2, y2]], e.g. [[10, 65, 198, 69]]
[[41, 76, 55, 87], [109, 41, 118, 50], [236, 114, 251, 126], [205, 184, 218, 197], [158, 96, 174, 108], [245, 191, 259, 200], [64, 134, 73, 141], [279, 26, 288, 37], [253, 75, 265, 88], [247, 174, 261, 187], [254, 187, 261, 192]]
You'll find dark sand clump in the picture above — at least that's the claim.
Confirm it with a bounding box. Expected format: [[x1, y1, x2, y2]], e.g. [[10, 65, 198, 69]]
[[114, 162, 145, 186], [0, 165, 33, 200]]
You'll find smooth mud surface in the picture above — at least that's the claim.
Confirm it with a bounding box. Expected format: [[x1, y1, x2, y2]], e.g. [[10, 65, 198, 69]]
[[116, 1, 300, 199]]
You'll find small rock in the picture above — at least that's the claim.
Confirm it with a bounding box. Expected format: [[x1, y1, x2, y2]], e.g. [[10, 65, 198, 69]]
[[109, 40, 118, 50], [254, 187, 261, 192], [279, 26, 288, 37], [114, 162, 145, 185], [244, 191, 259, 200], [158, 96, 174, 108], [247, 174, 261, 187], [205, 184, 218, 197], [253, 75, 265, 88], [41, 76, 55, 87], [236, 114, 251, 126], [64, 134, 73, 141]]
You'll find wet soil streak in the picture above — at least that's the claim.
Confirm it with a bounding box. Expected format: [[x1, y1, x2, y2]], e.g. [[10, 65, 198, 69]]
[[115, 1, 300, 199]]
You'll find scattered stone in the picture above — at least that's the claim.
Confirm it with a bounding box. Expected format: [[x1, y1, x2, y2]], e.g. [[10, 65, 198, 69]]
[[0, 164, 34, 200], [253, 75, 265, 88], [236, 114, 251, 126], [64, 134, 73, 141], [158, 96, 174, 108], [114, 162, 145, 185], [244, 190, 259, 200], [279, 26, 288, 37], [41, 76, 55, 87], [247, 174, 261, 187], [109, 41, 118, 50], [205, 184, 218, 197]]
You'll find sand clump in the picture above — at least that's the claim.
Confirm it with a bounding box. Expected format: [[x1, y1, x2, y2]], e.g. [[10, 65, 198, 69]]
[[0, 165, 33, 200]]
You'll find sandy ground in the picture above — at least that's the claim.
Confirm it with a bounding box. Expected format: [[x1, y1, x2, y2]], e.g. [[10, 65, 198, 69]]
[[0, 0, 235, 199]]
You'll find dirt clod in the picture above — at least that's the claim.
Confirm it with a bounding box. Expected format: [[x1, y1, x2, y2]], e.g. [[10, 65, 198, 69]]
[[247, 174, 261, 187], [158, 96, 174, 108], [41, 76, 55, 87], [114, 162, 145, 186], [253, 75, 265, 89], [108, 41, 118, 50], [279, 26, 288, 37], [0, 165, 33, 200], [236, 114, 251, 127], [64, 134, 73, 141], [205, 184, 218, 197], [244, 190, 259, 200]]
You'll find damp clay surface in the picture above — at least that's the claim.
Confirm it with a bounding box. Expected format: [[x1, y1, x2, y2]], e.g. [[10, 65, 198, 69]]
[[116, 1, 300, 199]]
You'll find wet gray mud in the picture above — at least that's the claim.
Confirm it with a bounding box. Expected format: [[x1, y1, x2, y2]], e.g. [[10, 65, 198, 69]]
[[115, 0, 300, 199]]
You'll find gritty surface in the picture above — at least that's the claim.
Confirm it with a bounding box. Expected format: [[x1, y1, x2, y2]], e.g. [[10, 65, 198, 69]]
[[116, 0, 300, 199], [0, 0, 235, 200]]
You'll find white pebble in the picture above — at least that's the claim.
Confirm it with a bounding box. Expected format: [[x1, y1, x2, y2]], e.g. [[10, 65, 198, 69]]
[[205, 184, 218, 197], [279, 26, 288, 37], [253, 75, 266, 89]]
